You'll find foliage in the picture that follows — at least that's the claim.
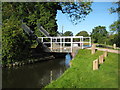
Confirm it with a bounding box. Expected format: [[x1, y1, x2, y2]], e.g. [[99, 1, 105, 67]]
[[63, 31, 73, 36], [2, 2, 61, 64], [108, 2, 120, 47], [2, 2, 61, 36], [45, 49, 118, 88], [2, 17, 31, 64], [91, 26, 108, 44], [103, 20, 120, 47], [76, 31, 89, 37], [109, 20, 120, 34], [109, 1, 120, 14], [59, 2, 92, 25]]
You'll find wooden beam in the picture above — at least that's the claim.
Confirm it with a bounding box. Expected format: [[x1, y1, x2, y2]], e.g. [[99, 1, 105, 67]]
[[93, 59, 98, 70]]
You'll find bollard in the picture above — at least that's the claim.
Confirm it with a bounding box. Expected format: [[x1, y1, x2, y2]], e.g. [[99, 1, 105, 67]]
[[104, 51, 108, 58], [113, 44, 116, 49], [99, 55, 104, 64], [93, 59, 98, 70], [91, 44, 96, 54]]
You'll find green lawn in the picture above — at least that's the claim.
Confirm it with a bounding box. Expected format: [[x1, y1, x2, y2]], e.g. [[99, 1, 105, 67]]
[[45, 49, 118, 88]]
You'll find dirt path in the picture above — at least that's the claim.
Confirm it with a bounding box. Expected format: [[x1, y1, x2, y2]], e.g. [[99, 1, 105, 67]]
[[87, 48, 120, 54]]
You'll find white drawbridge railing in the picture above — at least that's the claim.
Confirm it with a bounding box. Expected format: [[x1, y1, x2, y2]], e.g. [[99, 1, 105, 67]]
[[38, 36, 91, 53]]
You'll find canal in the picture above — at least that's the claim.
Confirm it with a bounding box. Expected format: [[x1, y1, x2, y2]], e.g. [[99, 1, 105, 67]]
[[2, 57, 70, 88]]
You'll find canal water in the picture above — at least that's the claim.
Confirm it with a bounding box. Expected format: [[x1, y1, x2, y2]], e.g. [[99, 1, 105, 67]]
[[2, 57, 70, 88]]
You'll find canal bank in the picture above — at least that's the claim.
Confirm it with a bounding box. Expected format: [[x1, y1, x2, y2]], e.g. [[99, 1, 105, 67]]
[[45, 49, 118, 88], [2, 48, 69, 68]]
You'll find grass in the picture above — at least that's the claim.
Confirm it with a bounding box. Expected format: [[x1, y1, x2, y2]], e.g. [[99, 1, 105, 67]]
[[45, 49, 119, 88]]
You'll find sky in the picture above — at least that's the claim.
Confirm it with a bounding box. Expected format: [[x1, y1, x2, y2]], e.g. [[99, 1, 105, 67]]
[[56, 2, 118, 35]]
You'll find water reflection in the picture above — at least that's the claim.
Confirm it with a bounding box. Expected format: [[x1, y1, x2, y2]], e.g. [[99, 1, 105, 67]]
[[2, 58, 68, 88], [65, 53, 72, 67]]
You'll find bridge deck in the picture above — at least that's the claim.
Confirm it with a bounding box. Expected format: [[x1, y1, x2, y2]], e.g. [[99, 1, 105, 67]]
[[38, 36, 91, 53]]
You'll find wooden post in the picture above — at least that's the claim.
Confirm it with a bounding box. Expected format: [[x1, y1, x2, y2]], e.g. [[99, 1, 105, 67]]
[[91, 44, 96, 54], [104, 51, 108, 58], [93, 59, 98, 70], [113, 44, 116, 49], [99, 55, 104, 64]]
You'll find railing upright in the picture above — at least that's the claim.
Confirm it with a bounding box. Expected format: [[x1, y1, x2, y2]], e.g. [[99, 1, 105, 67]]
[[50, 37, 52, 52]]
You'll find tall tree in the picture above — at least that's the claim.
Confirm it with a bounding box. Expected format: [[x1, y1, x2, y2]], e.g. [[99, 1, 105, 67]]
[[109, 1, 120, 47], [109, 20, 120, 34], [109, 21, 120, 47], [91, 26, 108, 44]]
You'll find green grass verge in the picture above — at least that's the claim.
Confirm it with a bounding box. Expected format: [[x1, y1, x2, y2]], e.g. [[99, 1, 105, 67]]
[[45, 49, 118, 88]]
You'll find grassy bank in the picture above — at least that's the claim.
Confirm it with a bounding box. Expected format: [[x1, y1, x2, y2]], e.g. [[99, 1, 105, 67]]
[[45, 49, 118, 88]]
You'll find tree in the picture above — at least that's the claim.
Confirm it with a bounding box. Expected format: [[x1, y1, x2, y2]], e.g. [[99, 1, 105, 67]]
[[2, 17, 31, 64], [109, 2, 120, 14], [63, 31, 73, 36], [109, 21, 120, 47], [109, 1, 120, 47], [76, 31, 89, 37], [59, 2, 92, 25], [109, 20, 120, 34], [91, 26, 108, 44]]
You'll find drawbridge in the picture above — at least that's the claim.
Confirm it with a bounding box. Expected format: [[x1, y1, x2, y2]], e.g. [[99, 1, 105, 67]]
[[22, 23, 91, 53]]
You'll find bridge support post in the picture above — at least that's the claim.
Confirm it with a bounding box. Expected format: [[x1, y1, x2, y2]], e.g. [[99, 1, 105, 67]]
[[81, 37, 83, 49], [60, 37, 62, 52], [63, 38, 65, 47], [89, 37, 91, 46], [51, 37, 52, 52], [41, 37, 43, 42], [71, 37, 73, 52]]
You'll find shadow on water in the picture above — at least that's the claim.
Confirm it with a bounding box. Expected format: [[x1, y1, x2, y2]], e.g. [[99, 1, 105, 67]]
[[2, 56, 70, 88]]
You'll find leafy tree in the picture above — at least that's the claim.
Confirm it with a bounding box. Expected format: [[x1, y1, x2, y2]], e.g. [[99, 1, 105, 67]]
[[109, 21, 120, 47], [109, 20, 120, 34], [63, 31, 73, 36], [109, 2, 120, 47], [2, 2, 61, 36], [59, 2, 92, 25], [91, 26, 108, 44], [76, 31, 89, 37], [109, 2, 120, 14], [2, 17, 31, 64]]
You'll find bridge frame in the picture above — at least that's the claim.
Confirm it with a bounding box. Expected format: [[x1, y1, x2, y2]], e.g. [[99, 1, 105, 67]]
[[38, 36, 91, 53]]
